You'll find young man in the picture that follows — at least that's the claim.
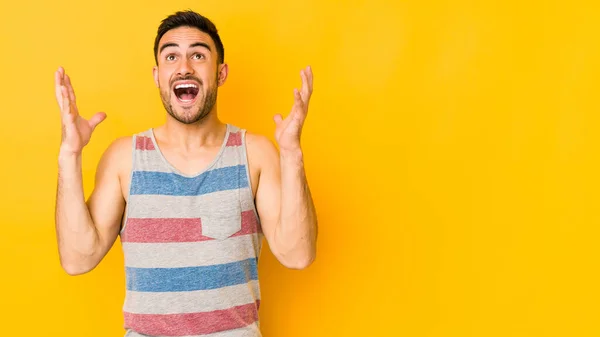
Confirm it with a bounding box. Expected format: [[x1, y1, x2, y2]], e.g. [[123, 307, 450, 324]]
[[54, 10, 318, 337]]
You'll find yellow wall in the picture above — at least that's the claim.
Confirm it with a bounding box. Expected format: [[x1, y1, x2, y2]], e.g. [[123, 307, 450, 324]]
[[0, 0, 598, 336]]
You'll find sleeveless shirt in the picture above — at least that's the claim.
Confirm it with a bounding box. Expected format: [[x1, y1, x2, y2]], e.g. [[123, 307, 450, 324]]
[[119, 124, 264, 337]]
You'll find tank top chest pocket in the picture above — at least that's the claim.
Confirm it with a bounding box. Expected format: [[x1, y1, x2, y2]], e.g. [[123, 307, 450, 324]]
[[201, 190, 242, 240]]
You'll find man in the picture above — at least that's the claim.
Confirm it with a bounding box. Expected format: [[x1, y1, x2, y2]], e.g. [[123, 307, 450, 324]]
[[54, 10, 318, 337]]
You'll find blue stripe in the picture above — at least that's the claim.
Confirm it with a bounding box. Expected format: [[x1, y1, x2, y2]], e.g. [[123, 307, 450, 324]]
[[130, 165, 248, 196], [126, 258, 258, 292]]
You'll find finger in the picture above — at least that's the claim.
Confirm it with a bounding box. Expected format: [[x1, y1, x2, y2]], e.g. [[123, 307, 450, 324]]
[[293, 88, 307, 119], [300, 69, 309, 102], [61, 86, 75, 123], [293, 88, 305, 109], [56, 67, 64, 84], [306, 65, 313, 94], [89, 112, 107, 130], [64, 74, 77, 105], [64, 74, 79, 116], [55, 68, 63, 88], [55, 68, 64, 109], [273, 113, 284, 125]]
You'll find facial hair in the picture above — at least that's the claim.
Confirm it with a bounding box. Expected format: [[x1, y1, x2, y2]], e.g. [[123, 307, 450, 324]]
[[159, 76, 218, 125]]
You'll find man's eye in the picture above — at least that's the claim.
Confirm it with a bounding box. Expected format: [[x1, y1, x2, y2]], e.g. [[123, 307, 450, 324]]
[[166, 55, 176, 61], [193, 54, 205, 60]]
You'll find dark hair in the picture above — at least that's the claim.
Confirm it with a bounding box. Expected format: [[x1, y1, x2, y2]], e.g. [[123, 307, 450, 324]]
[[154, 10, 225, 65]]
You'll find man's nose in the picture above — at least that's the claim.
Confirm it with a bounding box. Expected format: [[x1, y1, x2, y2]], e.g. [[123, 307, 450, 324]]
[[177, 59, 194, 77]]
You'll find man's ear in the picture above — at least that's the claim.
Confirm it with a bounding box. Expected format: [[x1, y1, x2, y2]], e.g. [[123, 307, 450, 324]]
[[152, 66, 159, 88], [217, 63, 229, 87]]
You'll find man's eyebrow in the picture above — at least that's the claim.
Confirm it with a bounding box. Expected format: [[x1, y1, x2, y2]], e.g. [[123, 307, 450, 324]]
[[159, 42, 179, 54], [159, 42, 212, 55], [190, 42, 211, 51]]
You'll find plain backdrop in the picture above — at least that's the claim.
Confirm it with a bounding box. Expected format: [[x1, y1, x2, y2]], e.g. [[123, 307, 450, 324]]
[[0, 0, 599, 336]]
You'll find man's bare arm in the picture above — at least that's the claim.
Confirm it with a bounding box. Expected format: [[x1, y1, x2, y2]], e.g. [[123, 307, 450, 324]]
[[251, 135, 317, 269], [56, 139, 128, 275], [252, 66, 318, 269], [53, 67, 127, 275]]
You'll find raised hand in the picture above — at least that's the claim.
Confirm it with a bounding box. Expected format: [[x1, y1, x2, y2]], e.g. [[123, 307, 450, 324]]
[[55, 67, 107, 156], [273, 66, 313, 152]]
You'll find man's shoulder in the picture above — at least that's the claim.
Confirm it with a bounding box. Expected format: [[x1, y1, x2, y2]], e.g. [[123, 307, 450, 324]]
[[242, 130, 279, 174], [105, 135, 133, 156], [97, 129, 149, 173], [243, 130, 278, 155], [105, 127, 154, 155]]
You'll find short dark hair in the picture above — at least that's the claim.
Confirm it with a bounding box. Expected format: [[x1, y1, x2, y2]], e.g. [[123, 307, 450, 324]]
[[154, 10, 225, 65]]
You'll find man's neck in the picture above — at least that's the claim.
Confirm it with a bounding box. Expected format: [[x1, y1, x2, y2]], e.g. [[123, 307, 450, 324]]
[[155, 112, 227, 152]]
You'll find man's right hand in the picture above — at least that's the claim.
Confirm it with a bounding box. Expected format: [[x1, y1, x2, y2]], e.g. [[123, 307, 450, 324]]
[[55, 67, 107, 156]]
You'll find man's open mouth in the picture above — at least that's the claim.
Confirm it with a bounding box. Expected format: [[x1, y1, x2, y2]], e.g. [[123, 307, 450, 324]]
[[173, 82, 199, 103]]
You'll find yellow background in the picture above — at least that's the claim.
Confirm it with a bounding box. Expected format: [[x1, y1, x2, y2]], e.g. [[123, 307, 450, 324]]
[[0, 0, 598, 336]]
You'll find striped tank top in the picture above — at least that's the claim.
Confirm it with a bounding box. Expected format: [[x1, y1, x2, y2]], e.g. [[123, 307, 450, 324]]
[[119, 124, 264, 337]]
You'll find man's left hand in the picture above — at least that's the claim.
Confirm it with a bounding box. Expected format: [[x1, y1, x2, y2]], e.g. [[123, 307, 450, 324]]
[[273, 66, 313, 153]]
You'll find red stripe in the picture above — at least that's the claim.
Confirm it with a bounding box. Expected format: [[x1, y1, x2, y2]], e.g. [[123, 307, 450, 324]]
[[136, 136, 155, 150], [235, 210, 262, 236], [226, 132, 242, 146], [121, 218, 207, 243], [122, 210, 260, 243], [124, 301, 259, 336]]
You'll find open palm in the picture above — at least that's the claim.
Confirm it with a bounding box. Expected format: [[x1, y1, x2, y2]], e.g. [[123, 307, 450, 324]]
[[55, 67, 106, 155], [274, 66, 313, 152]]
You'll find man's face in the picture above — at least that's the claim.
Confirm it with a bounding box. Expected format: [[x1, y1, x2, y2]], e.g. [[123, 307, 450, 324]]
[[153, 26, 227, 124]]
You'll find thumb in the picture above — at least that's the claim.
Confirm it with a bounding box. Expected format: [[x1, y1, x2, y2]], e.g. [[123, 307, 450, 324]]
[[273, 113, 283, 125], [89, 112, 107, 130]]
